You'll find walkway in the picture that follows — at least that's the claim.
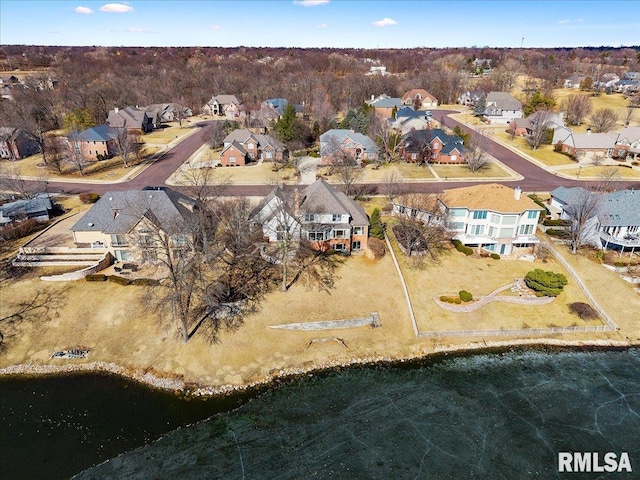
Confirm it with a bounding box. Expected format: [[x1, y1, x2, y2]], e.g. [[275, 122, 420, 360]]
[[268, 312, 380, 331]]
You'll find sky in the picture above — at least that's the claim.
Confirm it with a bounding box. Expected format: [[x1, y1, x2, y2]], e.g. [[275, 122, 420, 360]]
[[1, 0, 638, 49]]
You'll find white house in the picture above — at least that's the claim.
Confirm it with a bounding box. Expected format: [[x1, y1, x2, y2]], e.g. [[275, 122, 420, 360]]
[[439, 184, 542, 255], [483, 92, 523, 125]]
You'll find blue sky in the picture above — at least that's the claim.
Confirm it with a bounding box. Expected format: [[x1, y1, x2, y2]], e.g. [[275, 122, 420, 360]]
[[1, 1, 638, 49]]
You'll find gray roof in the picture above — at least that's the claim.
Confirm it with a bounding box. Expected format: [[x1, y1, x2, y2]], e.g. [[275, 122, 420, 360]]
[[368, 96, 404, 109], [549, 186, 590, 205], [71, 187, 196, 235], [598, 189, 640, 227], [571, 132, 618, 149], [223, 129, 285, 151], [401, 129, 465, 155], [617, 126, 640, 144], [206, 95, 241, 106], [106, 107, 149, 129], [300, 179, 369, 227], [486, 92, 522, 111], [319, 129, 379, 155], [1, 194, 52, 220], [70, 124, 119, 142]]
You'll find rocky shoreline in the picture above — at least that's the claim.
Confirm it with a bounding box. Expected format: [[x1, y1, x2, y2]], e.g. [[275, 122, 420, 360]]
[[1, 338, 636, 398]]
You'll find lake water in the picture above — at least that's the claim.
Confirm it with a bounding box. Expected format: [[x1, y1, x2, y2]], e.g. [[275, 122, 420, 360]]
[[2, 348, 639, 479]]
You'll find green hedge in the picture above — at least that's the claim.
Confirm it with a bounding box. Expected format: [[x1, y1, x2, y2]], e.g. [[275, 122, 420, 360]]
[[459, 290, 473, 302], [131, 278, 160, 286], [546, 228, 570, 238], [452, 239, 474, 256], [543, 219, 570, 226], [524, 269, 568, 297], [490, 253, 500, 260]]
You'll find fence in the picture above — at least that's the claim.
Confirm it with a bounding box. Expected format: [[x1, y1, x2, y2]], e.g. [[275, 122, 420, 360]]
[[418, 324, 613, 339]]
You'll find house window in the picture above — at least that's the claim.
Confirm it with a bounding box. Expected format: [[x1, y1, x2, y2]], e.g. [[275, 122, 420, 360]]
[[499, 227, 515, 238], [502, 216, 517, 225], [247, 143, 254, 150], [527, 210, 538, 219], [520, 224, 534, 235], [433, 142, 439, 149], [332, 243, 346, 251], [449, 208, 466, 217], [411, 153, 417, 160], [111, 234, 128, 247], [304, 214, 315, 222], [229, 156, 236, 163], [332, 214, 342, 222], [470, 224, 485, 235], [353, 226, 364, 235], [172, 234, 187, 247], [333, 229, 347, 238], [451, 155, 457, 161], [114, 249, 131, 261], [490, 213, 499, 224], [308, 231, 325, 241], [89, 150, 92, 155], [352, 241, 361, 250], [488, 226, 496, 237], [266, 151, 273, 159], [472, 210, 488, 220], [449, 222, 465, 231]]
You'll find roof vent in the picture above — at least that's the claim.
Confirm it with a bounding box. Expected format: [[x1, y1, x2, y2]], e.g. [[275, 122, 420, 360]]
[[88, 222, 94, 227], [108, 197, 113, 201]]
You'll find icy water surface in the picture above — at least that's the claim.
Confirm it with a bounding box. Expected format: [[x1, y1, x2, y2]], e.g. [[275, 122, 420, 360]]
[[75, 349, 640, 480]]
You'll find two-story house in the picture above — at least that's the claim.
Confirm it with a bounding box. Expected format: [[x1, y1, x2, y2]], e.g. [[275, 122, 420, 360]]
[[401, 89, 438, 108], [201, 95, 243, 118], [70, 187, 197, 263], [398, 129, 465, 164], [319, 129, 379, 165], [252, 179, 369, 254], [67, 124, 119, 161], [219, 129, 288, 166], [614, 126, 640, 160], [365, 94, 405, 119], [392, 107, 431, 134], [483, 92, 523, 125], [439, 184, 542, 255], [0, 127, 40, 159]]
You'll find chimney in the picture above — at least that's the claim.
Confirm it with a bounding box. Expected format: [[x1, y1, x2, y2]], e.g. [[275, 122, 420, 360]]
[[114, 107, 119, 114], [371, 94, 375, 101], [293, 187, 300, 218], [514, 187, 522, 201], [586, 127, 591, 135]]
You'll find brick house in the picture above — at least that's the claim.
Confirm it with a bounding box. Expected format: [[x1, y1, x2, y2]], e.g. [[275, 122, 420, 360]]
[[366, 94, 404, 119], [319, 129, 379, 165], [219, 129, 288, 167], [70, 187, 197, 263], [67, 124, 119, 161], [251, 179, 369, 254], [0, 127, 40, 159], [398, 129, 465, 164], [401, 89, 438, 108], [201, 95, 243, 118]]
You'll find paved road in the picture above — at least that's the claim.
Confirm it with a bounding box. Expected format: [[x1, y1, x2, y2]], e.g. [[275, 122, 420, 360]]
[[29, 112, 640, 197]]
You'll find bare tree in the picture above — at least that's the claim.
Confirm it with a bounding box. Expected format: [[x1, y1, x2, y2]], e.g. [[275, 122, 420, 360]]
[[0, 164, 48, 199], [371, 115, 399, 165], [207, 121, 226, 149], [325, 135, 363, 198], [624, 104, 636, 127], [381, 169, 404, 201], [45, 136, 66, 174], [563, 94, 592, 126], [597, 166, 621, 192], [562, 189, 601, 254], [66, 130, 88, 175], [112, 128, 141, 168], [392, 193, 452, 267], [589, 108, 618, 133], [465, 129, 491, 173], [527, 110, 552, 150]]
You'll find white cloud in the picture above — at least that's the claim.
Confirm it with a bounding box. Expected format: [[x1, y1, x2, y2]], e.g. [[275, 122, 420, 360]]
[[293, 0, 329, 6], [575, 18, 585, 23], [99, 3, 133, 13], [207, 24, 222, 30], [558, 19, 570, 24], [372, 17, 398, 27], [74, 6, 93, 14], [315, 23, 328, 29], [125, 27, 157, 34]]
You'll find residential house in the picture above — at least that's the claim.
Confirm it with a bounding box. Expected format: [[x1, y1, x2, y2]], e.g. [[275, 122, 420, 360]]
[[392, 107, 431, 134], [219, 129, 287, 167], [319, 129, 379, 165], [67, 124, 119, 161], [439, 184, 542, 255], [457, 90, 484, 107], [261, 98, 302, 116], [145, 103, 192, 124], [550, 186, 640, 252], [398, 129, 465, 164], [70, 187, 197, 263], [614, 126, 640, 160], [472, 58, 493, 73], [0, 194, 52, 226], [595, 73, 620, 90], [401, 89, 438, 108], [483, 92, 523, 124], [623, 72, 640, 81], [0, 127, 40, 159], [248, 105, 281, 132], [564, 74, 587, 89], [614, 78, 640, 94], [555, 130, 618, 161], [106, 106, 154, 133], [251, 178, 369, 254], [366, 94, 404, 119], [367, 65, 388, 76], [507, 111, 565, 138], [201, 95, 243, 118]]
